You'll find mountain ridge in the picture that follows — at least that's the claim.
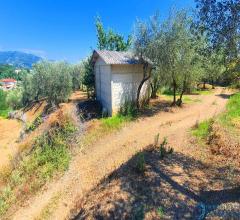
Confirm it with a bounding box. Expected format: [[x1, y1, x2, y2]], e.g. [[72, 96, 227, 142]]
[[0, 51, 42, 68]]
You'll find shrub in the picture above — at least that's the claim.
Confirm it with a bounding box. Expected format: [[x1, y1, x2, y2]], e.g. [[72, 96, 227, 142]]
[[22, 61, 73, 107], [6, 88, 23, 110]]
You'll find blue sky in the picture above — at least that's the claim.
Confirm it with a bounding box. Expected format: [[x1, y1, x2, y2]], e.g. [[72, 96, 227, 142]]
[[0, 0, 195, 63]]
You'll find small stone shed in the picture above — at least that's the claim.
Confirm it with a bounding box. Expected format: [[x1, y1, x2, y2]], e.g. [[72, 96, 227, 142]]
[[92, 50, 151, 115]]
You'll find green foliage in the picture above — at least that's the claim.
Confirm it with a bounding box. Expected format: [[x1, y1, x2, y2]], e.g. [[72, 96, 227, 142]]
[[0, 90, 11, 118], [22, 61, 73, 106], [96, 16, 131, 51], [82, 57, 94, 96], [26, 116, 43, 133], [200, 47, 226, 87], [101, 101, 138, 130], [192, 120, 213, 140], [195, 0, 239, 59], [0, 64, 29, 81], [135, 152, 145, 174], [101, 115, 130, 130], [71, 63, 84, 90], [0, 90, 8, 110], [220, 93, 240, 126], [134, 10, 205, 105], [21, 73, 34, 105], [159, 137, 173, 159], [157, 206, 165, 218], [150, 68, 165, 98], [0, 113, 76, 216], [154, 134, 173, 159], [6, 88, 23, 110], [119, 101, 138, 119]]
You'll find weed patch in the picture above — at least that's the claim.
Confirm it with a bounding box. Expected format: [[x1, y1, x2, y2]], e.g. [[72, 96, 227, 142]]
[[0, 111, 76, 216], [192, 119, 213, 140], [26, 116, 43, 132]]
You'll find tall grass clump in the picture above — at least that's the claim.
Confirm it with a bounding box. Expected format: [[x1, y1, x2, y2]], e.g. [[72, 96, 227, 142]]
[[0, 110, 76, 216]]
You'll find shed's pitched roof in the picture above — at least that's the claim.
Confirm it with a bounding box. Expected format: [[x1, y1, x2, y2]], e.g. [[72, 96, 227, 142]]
[[92, 50, 142, 65]]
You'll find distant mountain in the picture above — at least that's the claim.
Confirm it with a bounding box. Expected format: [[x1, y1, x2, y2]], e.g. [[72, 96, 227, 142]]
[[0, 51, 42, 68]]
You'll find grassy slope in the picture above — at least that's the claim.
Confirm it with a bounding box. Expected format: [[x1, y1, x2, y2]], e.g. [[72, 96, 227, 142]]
[[0, 111, 77, 216], [192, 92, 240, 140]]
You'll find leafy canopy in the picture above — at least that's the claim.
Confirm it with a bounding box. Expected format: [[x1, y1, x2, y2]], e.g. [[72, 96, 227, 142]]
[[96, 16, 132, 51]]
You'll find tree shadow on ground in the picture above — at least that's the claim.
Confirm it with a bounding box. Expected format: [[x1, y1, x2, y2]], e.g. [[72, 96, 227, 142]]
[[139, 98, 173, 118], [73, 150, 239, 220], [215, 94, 232, 99]]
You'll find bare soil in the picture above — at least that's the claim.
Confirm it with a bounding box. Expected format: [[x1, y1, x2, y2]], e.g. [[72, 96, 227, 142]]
[[3, 88, 239, 220], [0, 119, 22, 170]]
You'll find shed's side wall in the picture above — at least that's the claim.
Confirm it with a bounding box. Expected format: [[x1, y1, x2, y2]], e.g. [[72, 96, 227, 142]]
[[111, 65, 150, 114], [94, 58, 112, 114]]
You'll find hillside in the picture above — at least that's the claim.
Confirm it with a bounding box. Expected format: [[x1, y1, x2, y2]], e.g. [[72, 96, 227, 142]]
[[0, 51, 42, 68]]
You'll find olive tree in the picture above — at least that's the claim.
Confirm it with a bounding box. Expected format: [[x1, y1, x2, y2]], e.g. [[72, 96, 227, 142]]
[[133, 13, 161, 108], [71, 63, 84, 90], [155, 10, 204, 105], [23, 61, 73, 107]]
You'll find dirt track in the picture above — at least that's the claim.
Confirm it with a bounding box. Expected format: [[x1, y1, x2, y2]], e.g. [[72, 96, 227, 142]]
[[8, 88, 233, 220]]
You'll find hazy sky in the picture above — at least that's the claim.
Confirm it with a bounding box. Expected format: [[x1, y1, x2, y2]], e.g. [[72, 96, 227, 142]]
[[0, 0, 195, 63]]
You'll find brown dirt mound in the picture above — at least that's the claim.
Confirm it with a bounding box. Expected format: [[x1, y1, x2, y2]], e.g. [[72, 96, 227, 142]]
[[208, 122, 240, 166]]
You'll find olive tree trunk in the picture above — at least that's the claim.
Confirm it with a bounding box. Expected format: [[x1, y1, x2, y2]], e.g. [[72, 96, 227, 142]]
[[136, 63, 152, 109]]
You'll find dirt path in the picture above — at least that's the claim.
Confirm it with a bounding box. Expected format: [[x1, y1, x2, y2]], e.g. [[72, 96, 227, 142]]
[[0, 119, 22, 170], [8, 88, 232, 220]]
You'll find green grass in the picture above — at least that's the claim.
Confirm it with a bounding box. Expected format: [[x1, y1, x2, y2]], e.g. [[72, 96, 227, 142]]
[[0, 109, 11, 119], [0, 114, 76, 216], [192, 92, 240, 142], [36, 192, 61, 220], [192, 120, 213, 140], [101, 115, 133, 130], [158, 87, 209, 104], [220, 93, 240, 126], [193, 89, 213, 95]]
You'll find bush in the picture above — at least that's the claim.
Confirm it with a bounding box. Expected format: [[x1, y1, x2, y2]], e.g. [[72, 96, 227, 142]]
[[6, 88, 23, 110], [22, 61, 73, 107]]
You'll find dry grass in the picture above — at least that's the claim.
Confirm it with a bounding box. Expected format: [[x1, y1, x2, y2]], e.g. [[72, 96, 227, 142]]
[[35, 192, 62, 220]]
